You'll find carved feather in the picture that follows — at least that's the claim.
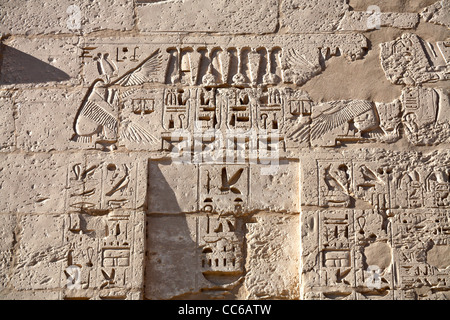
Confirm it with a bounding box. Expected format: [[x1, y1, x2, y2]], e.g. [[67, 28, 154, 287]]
[[121, 121, 158, 144], [290, 100, 374, 141], [228, 168, 244, 186], [80, 100, 118, 133], [110, 49, 163, 87], [285, 48, 318, 72]]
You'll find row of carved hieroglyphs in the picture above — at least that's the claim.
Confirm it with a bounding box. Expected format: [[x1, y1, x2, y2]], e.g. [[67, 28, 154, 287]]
[[66, 161, 139, 212], [302, 208, 450, 300], [80, 34, 369, 87], [312, 155, 450, 210], [72, 34, 449, 151], [71, 83, 449, 151]]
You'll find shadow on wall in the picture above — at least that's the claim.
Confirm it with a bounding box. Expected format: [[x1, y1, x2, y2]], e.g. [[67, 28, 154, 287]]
[[145, 159, 196, 299], [147, 159, 182, 213], [145, 160, 247, 300], [0, 45, 70, 85]]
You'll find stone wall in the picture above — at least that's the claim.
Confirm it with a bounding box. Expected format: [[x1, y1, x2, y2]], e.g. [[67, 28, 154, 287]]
[[0, 0, 449, 300]]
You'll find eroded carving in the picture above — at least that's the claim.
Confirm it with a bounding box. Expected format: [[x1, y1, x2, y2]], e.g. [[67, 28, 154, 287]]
[[380, 33, 449, 86], [62, 210, 144, 300]]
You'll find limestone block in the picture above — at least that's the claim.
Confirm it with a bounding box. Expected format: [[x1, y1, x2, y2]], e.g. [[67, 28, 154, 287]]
[[299, 156, 320, 207], [146, 213, 299, 300], [145, 213, 247, 299], [245, 214, 300, 299], [0, 91, 15, 151], [0, 0, 135, 35], [0, 37, 82, 88], [14, 89, 86, 152], [380, 33, 450, 86], [0, 291, 61, 300], [12, 214, 66, 291], [148, 161, 300, 215], [248, 161, 300, 214], [301, 209, 395, 300], [421, 0, 450, 28], [136, 0, 278, 34], [59, 211, 146, 300], [281, 0, 350, 33], [145, 215, 200, 299], [0, 153, 83, 214], [67, 153, 149, 213], [338, 11, 419, 31], [9, 211, 145, 299], [0, 214, 16, 293], [402, 87, 450, 146], [148, 161, 199, 214], [391, 208, 450, 300]]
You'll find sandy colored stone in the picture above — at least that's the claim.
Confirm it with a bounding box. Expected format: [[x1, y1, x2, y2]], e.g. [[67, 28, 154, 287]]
[[0, 0, 449, 301], [0, 214, 16, 294], [0, 0, 135, 35], [338, 11, 419, 31], [427, 244, 450, 269], [421, 0, 450, 28], [145, 214, 206, 299], [0, 290, 61, 300], [245, 214, 300, 299], [12, 214, 66, 291], [136, 0, 278, 34], [363, 242, 392, 269], [0, 91, 16, 151], [248, 161, 300, 213], [380, 33, 449, 85], [348, 0, 440, 12], [0, 36, 82, 88], [14, 89, 86, 152], [0, 153, 79, 214], [281, 0, 350, 33]]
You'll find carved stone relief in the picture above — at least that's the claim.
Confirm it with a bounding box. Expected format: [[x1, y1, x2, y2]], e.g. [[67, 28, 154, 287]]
[[0, 0, 449, 301]]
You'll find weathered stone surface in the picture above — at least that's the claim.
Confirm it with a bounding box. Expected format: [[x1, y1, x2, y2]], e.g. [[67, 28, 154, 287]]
[[245, 214, 300, 299], [281, 0, 350, 33], [421, 0, 450, 27], [14, 89, 85, 152], [0, 37, 82, 88], [338, 11, 419, 31], [136, 0, 278, 34], [0, 91, 16, 152], [0, 153, 78, 214], [380, 33, 450, 85], [0, 214, 16, 294], [0, 0, 135, 35], [12, 214, 66, 291], [145, 213, 300, 299], [0, 0, 449, 301]]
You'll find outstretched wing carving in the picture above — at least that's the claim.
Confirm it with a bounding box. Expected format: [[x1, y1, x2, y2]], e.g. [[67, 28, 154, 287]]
[[285, 48, 318, 73], [121, 121, 159, 144], [73, 50, 163, 145], [109, 49, 163, 87], [289, 100, 374, 141], [79, 99, 118, 134]]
